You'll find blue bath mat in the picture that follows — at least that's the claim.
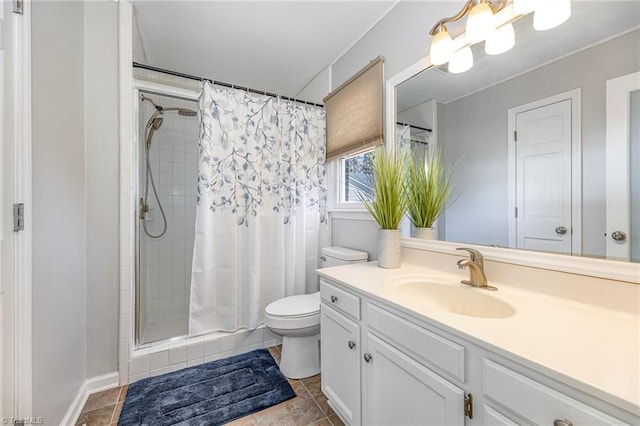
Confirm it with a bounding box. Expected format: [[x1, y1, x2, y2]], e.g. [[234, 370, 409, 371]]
[[118, 349, 295, 425]]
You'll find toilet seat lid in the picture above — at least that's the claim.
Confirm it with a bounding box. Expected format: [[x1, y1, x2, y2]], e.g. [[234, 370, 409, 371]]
[[265, 292, 320, 318]]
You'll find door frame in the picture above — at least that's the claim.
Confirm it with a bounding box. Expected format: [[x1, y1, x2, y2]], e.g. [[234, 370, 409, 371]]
[[507, 89, 582, 255], [2, 0, 33, 418], [605, 71, 640, 260]]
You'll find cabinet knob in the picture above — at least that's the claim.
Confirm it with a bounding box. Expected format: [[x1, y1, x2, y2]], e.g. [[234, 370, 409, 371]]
[[363, 353, 372, 363], [553, 420, 573, 426], [330, 295, 338, 303], [348, 340, 356, 349]]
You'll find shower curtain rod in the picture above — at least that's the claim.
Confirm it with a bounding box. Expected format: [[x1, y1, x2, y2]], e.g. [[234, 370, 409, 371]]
[[396, 122, 432, 132], [133, 62, 325, 108]]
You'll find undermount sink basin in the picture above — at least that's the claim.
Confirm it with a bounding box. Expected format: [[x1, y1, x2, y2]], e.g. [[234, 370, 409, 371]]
[[389, 275, 516, 319]]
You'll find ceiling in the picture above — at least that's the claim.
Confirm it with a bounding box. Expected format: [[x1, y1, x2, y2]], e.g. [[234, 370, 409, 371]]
[[133, 1, 395, 98], [397, 1, 640, 111]]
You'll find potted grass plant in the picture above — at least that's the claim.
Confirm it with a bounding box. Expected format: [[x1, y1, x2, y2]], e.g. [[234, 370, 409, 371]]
[[361, 146, 408, 268], [406, 148, 454, 240]]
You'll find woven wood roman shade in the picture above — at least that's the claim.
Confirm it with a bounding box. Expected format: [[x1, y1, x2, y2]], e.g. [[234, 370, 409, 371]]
[[323, 56, 384, 162]]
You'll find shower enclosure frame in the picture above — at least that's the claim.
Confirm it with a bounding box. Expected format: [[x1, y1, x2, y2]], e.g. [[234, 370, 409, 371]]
[[131, 79, 199, 349], [122, 78, 280, 387]]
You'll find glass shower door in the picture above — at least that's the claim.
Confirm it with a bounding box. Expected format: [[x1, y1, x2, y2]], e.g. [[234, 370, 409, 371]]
[[136, 91, 199, 345]]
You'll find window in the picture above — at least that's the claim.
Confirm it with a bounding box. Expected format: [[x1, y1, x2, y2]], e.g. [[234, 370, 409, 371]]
[[338, 148, 376, 203]]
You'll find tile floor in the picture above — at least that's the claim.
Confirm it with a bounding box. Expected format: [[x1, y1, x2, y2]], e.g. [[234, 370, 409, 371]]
[[76, 345, 344, 426]]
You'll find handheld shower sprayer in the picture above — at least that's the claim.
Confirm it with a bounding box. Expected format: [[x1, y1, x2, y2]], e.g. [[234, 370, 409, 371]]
[[139, 94, 197, 239]]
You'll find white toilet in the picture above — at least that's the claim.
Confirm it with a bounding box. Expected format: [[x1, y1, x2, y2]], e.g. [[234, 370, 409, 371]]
[[264, 246, 368, 379]]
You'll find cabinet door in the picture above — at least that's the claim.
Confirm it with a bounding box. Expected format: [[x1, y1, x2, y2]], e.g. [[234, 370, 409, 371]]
[[321, 304, 361, 425], [363, 333, 465, 426]]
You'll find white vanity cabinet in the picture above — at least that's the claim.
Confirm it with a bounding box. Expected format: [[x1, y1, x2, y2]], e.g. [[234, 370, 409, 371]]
[[320, 280, 362, 425], [320, 279, 467, 425], [319, 278, 638, 426]]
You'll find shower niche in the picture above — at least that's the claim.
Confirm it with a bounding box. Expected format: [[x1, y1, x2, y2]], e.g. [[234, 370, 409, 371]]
[[136, 91, 199, 345]]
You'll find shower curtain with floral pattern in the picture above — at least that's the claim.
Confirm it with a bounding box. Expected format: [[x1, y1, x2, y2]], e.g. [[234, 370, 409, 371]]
[[189, 81, 327, 334]]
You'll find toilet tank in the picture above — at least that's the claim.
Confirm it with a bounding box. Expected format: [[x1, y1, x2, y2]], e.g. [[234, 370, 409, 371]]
[[321, 246, 368, 268]]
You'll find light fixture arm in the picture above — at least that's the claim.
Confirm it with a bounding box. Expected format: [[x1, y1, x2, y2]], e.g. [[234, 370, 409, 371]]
[[429, 0, 475, 36], [428, 0, 507, 35]]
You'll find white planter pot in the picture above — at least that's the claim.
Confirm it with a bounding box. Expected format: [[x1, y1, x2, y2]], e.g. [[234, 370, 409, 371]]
[[414, 227, 437, 240], [377, 229, 401, 268]]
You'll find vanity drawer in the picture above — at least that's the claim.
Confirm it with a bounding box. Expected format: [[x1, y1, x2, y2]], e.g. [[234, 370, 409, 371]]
[[367, 303, 465, 382], [483, 359, 629, 425], [320, 279, 360, 320]]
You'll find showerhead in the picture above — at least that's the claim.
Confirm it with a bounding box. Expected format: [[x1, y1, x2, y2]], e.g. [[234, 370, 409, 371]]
[[145, 109, 164, 131], [142, 95, 196, 150], [141, 94, 197, 118], [151, 117, 164, 130], [178, 108, 198, 117], [162, 107, 197, 117]]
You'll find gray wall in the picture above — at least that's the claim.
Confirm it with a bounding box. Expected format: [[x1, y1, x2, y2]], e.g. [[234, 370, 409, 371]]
[[328, 2, 462, 257], [442, 30, 640, 257], [32, 2, 86, 423], [31, 2, 120, 423], [331, 218, 379, 261], [331, 2, 462, 89], [132, 7, 149, 64], [397, 100, 433, 130], [631, 89, 639, 262], [296, 65, 331, 105], [84, 1, 119, 378]]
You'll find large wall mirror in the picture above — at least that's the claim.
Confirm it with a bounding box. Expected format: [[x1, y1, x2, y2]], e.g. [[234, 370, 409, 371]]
[[394, 1, 639, 264]]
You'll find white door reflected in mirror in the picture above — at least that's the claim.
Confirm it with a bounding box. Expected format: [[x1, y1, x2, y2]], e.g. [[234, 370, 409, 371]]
[[514, 99, 573, 255], [606, 72, 640, 262]]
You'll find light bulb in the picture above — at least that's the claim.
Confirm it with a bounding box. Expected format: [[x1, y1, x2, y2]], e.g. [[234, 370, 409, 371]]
[[465, 0, 495, 43], [513, 0, 536, 15], [448, 46, 473, 74], [429, 26, 454, 65], [485, 22, 515, 55], [533, 0, 571, 31]]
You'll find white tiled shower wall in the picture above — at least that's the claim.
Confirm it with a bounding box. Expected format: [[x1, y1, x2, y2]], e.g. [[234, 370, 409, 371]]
[[138, 96, 199, 338]]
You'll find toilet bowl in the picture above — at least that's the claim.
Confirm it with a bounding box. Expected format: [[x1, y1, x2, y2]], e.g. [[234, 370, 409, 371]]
[[264, 292, 321, 379], [264, 246, 368, 379]]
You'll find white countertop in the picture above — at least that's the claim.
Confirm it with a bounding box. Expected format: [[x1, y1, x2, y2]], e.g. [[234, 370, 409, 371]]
[[318, 261, 640, 415]]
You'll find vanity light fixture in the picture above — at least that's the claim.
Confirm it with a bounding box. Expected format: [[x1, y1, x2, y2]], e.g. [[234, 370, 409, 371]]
[[485, 22, 515, 55], [428, 0, 572, 73], [533, 0, 571, 31], [512, 0, 535, 15], [430, 25, 455, 65], [465, 0, 496, 43], [449, 46, 474, 73], [428, 0, 507, 71]]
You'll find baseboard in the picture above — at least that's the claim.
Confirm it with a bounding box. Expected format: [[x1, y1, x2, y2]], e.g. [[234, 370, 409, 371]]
[[326, 399, 349, 425], [60, 372, 119, 426]]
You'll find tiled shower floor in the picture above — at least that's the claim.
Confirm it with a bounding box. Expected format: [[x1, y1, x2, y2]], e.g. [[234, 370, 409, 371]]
[[76, 345, 344, 426]]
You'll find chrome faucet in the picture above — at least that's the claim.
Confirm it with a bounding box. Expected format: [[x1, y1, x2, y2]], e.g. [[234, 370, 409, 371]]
[[456, 248, 497, 291]]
